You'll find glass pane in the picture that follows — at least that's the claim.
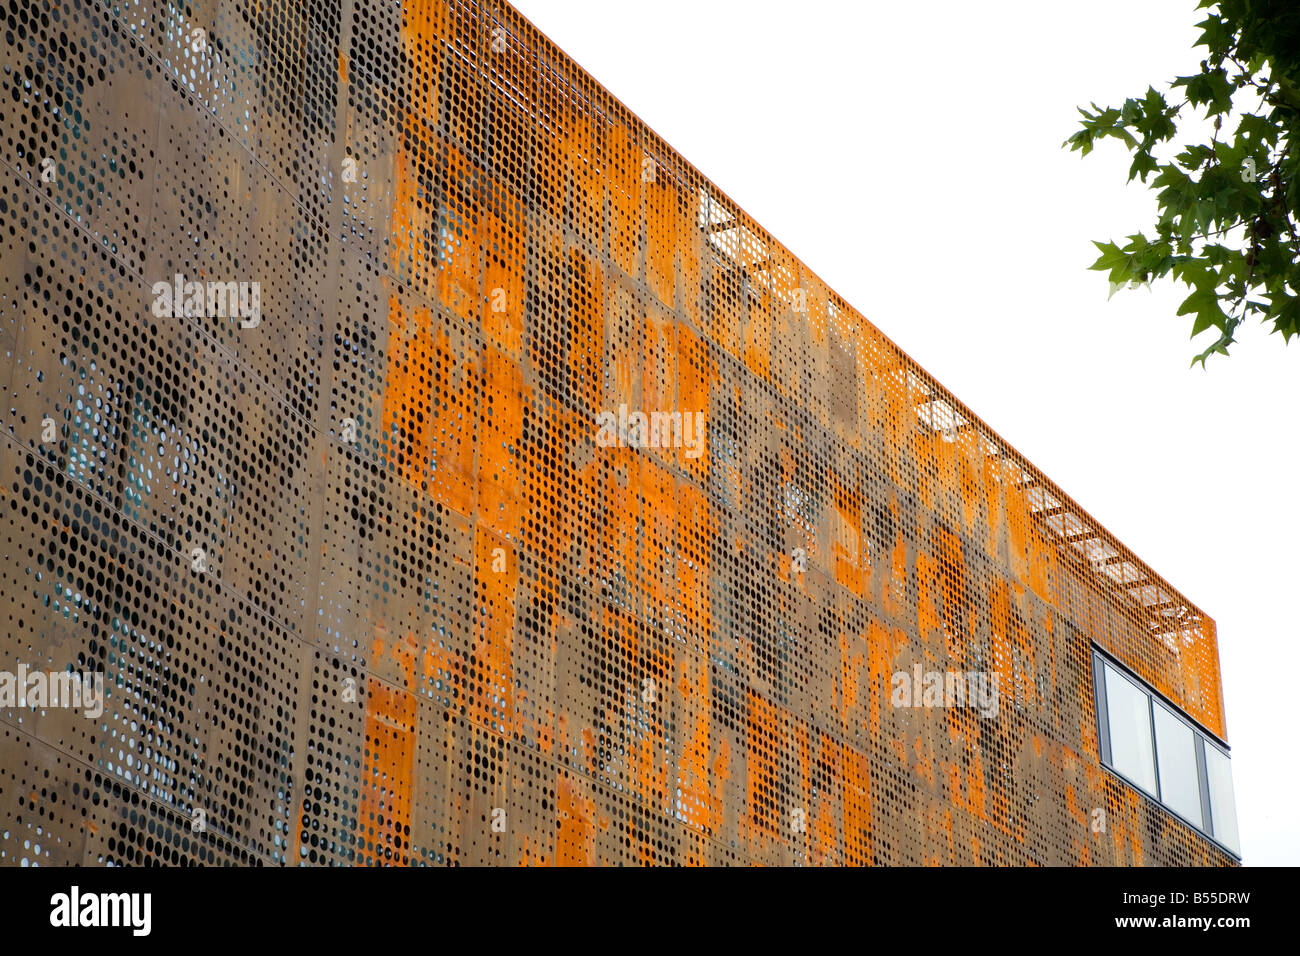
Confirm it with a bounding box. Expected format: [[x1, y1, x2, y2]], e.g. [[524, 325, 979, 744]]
[[1204, 745, 1240, 855], [1104, 663, 1155, 793], [1152, 703, 1201, 827]]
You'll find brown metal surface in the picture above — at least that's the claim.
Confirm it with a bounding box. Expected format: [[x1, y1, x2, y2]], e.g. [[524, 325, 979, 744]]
[[0, 0, 1231, 865]]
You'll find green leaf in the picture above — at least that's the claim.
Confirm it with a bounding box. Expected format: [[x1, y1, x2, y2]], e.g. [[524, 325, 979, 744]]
[[1174, 69, 1233, 114], [1193, 14, 1231, 55], [1064, 129, 1094, 155], [1177, 287, 1228, 336], [1128, 151, 1160, 182], [1088, 240, 1131, 281]]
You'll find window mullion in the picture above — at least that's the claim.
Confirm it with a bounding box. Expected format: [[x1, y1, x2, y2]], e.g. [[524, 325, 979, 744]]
[[1148, 694, 1161, 803], [1092, 652, 1111, 767], [1195, 734, 1213, 840]]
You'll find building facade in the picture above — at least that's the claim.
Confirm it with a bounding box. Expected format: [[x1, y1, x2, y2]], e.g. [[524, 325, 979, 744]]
[[0, 0, 1236, 865]]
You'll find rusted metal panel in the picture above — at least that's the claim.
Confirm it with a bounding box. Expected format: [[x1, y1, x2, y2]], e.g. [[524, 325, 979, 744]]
[[0, 0, 1231, 865]]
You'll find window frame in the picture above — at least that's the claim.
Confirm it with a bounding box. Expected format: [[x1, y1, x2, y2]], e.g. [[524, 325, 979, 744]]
[[1091, 646, 1240, 860]]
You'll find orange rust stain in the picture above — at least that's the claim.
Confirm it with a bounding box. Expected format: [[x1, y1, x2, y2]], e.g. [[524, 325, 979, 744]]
[[916, 548, 940, 642], [477, 347, 527, 539], [555, 775, 597, 866], [676, 654, 714, 833], [358, 638, 417, 865], [743, 288, 772, 381], [843, 743, 873, 865], [746, 691, 782, 840]]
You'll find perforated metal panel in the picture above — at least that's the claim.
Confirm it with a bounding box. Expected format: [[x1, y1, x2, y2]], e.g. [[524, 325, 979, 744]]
[[0, 0, 1233, 866]]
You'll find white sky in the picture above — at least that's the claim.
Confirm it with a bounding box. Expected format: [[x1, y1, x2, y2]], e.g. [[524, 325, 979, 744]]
[[511, 0, 1299, 866]]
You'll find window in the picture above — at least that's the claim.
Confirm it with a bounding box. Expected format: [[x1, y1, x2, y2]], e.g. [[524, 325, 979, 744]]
[[1152, 703, 1201, 828], [1103, 663, 1156, 794], [1203, 745, 1240, 856], [1092, 649, 1240, 857]]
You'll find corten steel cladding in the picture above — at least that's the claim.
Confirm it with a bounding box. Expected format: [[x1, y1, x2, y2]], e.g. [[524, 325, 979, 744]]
[[0, 0, 1232, 867]]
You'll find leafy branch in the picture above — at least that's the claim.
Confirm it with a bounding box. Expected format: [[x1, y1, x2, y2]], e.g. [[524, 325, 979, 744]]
[[1065, 0, 1300, 366]]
